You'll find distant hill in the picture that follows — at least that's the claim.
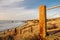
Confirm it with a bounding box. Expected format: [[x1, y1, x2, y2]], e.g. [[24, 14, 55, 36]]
[[47, 17, 60, 21]]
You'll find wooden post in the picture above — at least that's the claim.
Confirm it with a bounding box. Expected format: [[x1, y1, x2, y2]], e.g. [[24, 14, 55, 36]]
[[39, 5, 46, 40]]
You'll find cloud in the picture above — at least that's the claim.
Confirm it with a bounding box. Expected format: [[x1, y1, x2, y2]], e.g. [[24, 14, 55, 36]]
[[47, 8, 60, 19], [0, 0, 39, 20], [0, 0, 60, 20], [0, 7, 38, 20], [0, 0, 24, 5], [0, 0, 38, 20], [0, 0, 24, 9]]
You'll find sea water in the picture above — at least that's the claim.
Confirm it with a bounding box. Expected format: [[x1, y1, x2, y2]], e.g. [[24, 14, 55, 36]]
[[0, 20, 25, 31]]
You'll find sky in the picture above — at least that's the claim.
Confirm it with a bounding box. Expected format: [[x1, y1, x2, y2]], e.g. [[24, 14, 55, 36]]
[[0, 0, 60, 20]]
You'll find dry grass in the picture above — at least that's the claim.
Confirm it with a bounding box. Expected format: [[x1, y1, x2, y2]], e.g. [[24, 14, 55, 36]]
[[0, 18, 60, 40]]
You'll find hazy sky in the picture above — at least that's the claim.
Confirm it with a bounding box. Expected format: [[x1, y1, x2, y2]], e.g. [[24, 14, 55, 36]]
[[0, 0, 60, 20]]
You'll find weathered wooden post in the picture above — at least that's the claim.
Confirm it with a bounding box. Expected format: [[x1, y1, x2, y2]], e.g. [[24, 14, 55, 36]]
[[39, 5, 46, 40]]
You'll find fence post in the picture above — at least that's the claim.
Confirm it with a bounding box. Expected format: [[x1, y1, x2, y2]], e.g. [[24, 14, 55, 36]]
[[39, 5, 46, 40]]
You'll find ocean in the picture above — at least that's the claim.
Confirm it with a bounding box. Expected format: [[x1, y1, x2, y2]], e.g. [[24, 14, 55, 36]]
[[0, 20, 25, 31]]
